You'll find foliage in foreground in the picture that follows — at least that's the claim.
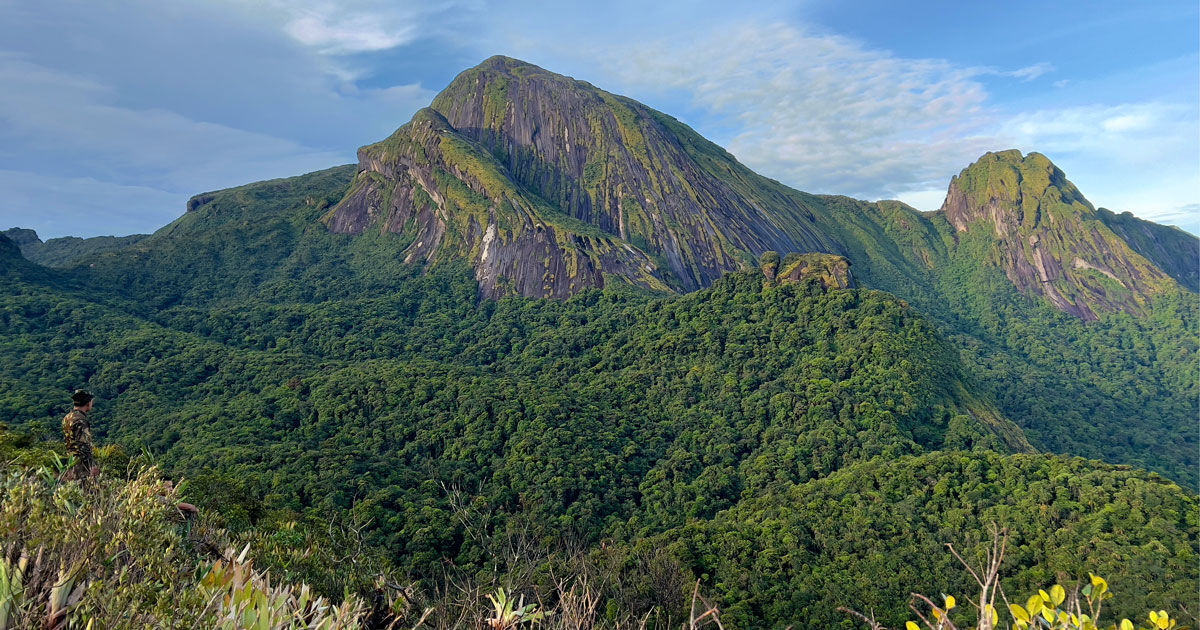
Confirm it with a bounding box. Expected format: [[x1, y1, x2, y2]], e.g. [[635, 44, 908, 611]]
[[0, 450, 393, 629], [843, 527, 1191, 630], [0, 451, 1192, 630]]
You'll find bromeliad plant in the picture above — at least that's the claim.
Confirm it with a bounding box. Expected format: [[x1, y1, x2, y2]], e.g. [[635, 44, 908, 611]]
[[199, 544, 368, 630], [486, 588, 547, 629], [904, 575, 1183, 630]]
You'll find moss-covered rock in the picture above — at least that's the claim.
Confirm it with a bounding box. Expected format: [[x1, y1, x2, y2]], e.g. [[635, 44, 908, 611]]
[[939, 150, 1179, 319]]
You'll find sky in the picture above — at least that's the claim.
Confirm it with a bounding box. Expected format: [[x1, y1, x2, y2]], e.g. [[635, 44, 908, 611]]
[[0, 0, 1196, 238]]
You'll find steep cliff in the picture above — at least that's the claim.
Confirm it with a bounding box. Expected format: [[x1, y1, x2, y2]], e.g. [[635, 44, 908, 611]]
[[938, 150, 1178, 319], [324, 107, 670, 299], [326, 56, 843, 298]]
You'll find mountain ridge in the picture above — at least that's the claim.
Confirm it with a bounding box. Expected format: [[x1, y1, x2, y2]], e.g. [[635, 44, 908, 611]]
[[1, 227, 150, 268], [321, 56, 1195, 322]]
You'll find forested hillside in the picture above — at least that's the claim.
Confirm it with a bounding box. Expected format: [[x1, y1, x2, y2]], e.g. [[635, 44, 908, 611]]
[[1, 200, 1196, 627]]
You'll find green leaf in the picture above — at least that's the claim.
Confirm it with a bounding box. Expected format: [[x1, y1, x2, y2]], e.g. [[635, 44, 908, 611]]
[[1121, 619, 1134, 630], [1011, 603, 1030, 624], [1050, 584, 1065, 606], [1090, 573, 1109, 596]]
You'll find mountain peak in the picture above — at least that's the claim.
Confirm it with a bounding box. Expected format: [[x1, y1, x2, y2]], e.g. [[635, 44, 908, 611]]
[[939, 150, 1176, 319], [325, 56, 839, 299], [942, 149, 1091, 233], [2, 227, 42, 249], [476, 54, 542, 72]]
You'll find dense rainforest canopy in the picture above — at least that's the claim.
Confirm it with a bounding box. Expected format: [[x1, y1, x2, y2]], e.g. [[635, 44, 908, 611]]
[[0, 162, 1195, 626]]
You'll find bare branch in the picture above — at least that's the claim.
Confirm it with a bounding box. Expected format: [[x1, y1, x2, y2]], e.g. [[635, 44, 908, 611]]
[[945, 543, 985, 589], [838, 606, 888, 630]]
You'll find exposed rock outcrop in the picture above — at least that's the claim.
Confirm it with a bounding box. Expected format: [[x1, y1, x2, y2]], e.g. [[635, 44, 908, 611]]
[[1, 228, 41, 249], [938, 150, 1177, 319], [325, 56, 843, 299], [761, 251, 854, 290], [325, 107, 669, 299]]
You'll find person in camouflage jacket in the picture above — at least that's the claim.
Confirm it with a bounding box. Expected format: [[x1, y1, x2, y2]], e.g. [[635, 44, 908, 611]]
[[62, 390, 97, 480]]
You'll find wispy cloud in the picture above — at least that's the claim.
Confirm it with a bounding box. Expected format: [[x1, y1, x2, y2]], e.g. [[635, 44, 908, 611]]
[[223, 0, 474, 55], [1001, 62, 1055, 81], [601, 22, 1003, 200], [0, 51, 430, 237], [1000, 102, 1194, 158]]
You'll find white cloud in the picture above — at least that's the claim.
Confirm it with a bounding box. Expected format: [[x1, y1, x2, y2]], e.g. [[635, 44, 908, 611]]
[[603, 22, 1003, 199], [1002, 62, 1055, 81], [222, 0, 471, 55], [285, 13, 415, 54]]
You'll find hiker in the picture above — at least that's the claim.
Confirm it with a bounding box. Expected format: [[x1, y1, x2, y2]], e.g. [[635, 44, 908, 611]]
[[62, 389, 99, 480]]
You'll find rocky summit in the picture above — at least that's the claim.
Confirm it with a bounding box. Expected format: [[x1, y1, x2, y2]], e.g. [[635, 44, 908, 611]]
[[939, 150, 1179, 319], [325, 55, 841, 299]]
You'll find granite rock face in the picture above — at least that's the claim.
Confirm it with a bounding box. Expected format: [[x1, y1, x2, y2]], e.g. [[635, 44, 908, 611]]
[[938, 150, 1178, 319], [325, 107, 669, 299], [325, 56, 842, 299]]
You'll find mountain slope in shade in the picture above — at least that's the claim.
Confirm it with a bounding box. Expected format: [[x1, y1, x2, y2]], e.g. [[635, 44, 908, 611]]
[[938, 150, 1179, 320], [1096, 207, 1198, 292]]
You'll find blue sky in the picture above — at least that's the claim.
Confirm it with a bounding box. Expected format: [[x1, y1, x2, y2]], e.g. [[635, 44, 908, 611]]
[[0, 0, 1196, 238]]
